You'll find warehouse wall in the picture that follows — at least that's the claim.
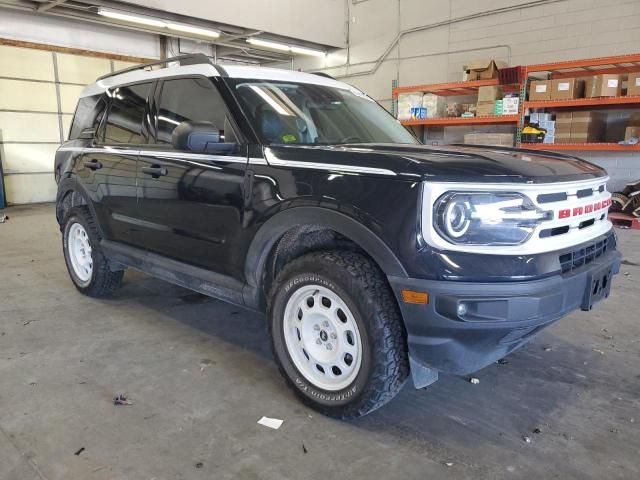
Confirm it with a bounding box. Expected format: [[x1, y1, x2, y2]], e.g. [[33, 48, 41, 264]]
[[0, 9, 158, 205], [286, 0, 640, 191]]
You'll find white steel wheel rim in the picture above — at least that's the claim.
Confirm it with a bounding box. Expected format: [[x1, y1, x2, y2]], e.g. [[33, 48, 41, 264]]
[[283, 284, 363, 391], [68, 223, 93, 283]]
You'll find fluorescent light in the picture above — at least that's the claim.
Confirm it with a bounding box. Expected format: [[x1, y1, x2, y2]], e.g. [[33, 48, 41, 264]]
[[98, 7, 166, 28], [166, 23, 220, 38], [246, 38, 327, 57], [290, 46, 326, 57], [246, 38, 291, 51]]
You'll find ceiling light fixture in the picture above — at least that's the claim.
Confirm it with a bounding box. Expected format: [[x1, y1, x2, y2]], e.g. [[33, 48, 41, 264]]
[[246, 38, 291, 51], [246, 38, 326, 57], [97, 7, 165, 28], [166, 23, 220, 38], [97, 8, 221, 39], [290, 46, 326, 57]]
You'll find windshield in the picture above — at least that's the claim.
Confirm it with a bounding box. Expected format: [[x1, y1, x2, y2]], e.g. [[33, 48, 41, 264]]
[[228, 78, 418, 146]]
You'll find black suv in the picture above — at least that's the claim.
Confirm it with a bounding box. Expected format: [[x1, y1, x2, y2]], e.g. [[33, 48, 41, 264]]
[[55, 54, 620, 418]]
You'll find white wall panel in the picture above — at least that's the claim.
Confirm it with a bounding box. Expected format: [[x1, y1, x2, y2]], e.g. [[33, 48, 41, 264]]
[[113, 60, 140, 72], [0, 79, 58, 112], [0, 112, 60, 142], [0, 45, 54, 81], [56, 53, 112, 85], [59, 84, 85, 114], [0, 9, 160, 59], [62, 114, 73, 140], [0, 144, 58, 174], [3, 173, 57, 205]]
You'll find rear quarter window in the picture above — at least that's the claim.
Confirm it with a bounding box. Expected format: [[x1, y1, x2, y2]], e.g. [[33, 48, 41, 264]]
[[68, 94, 106, 140]]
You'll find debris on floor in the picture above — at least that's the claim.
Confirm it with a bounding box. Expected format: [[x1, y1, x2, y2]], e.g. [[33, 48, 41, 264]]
[[113, 394, 133, 406], [195, 462, 204, 469], [74, 447, 85, 456], [444, 462, 454, 467], [523, 436, 532, 443], [497, 358, 509, 365], [543, 346, 553, 352], [469, 377, 480, 385], [0, 214, 8, 223], [257, 416, 283, 430], [533, 427, 542, 434], [302, 443, 308, 454], [200, 359, 215, 371], [592, 348, 605, 355]]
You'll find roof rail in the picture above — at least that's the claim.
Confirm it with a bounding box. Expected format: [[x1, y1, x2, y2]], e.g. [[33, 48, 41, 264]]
[[310, 71, 335, 80], [96, 53, 218, 81]]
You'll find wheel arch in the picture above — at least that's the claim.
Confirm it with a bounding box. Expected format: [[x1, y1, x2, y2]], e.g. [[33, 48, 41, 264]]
[[244, 207, 408, 307], [55, 178, 102, 235]]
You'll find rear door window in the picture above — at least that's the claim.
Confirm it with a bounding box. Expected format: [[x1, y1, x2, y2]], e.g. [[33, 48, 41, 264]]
[[103, 82, 152, 145], [154, 77, 227, 144]]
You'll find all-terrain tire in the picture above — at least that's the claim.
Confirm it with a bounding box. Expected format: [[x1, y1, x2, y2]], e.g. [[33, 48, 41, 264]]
[[62, 206, 124, 297], [268, 250, 409, 419]]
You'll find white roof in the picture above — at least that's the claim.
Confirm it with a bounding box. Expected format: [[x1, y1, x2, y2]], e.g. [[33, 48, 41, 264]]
[[80, 62, 354, 98]]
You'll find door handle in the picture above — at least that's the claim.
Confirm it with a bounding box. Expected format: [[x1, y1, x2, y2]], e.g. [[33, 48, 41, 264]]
[[83, 160, 102, 170], [141, 166, 168, 178]]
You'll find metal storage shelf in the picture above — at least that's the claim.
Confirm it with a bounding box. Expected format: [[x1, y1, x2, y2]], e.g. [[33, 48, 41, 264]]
[[400, 115, 518, 126], [393, 53, 640, 151]]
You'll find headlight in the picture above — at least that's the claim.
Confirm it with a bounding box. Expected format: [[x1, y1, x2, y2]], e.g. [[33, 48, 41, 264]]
[[434, 192, 550, 246]]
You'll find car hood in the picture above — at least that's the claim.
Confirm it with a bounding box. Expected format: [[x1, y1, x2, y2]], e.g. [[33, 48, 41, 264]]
[[264, 143, 607, 184]]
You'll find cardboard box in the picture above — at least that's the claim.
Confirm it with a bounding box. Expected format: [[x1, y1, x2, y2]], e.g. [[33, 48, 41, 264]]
[[551, 78, 584, 100], [464, 59, 508, 81], [629, 112, 640, 126], [502, 96, 520, 115], [554, 111, 573, 122], [625, 126, 640, 140], [584, 74, 622, 97], [627, 72, 640, 97], [477, 85, 502, 102], [396, 93, 423, 120], [554, 131, 573, 143], [529, 80, 551, 101], [570, 112, 605, 142], [475, 101, 496, 116], [464, 133, 514, 146], [422, 93, 445, 118]]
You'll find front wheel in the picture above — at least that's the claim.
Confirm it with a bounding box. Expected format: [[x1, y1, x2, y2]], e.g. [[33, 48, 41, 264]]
[[268, 251, 409, 418]]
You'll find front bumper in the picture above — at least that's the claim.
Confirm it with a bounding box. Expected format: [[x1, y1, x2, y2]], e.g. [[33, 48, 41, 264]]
[[388, 248, 621, 376]]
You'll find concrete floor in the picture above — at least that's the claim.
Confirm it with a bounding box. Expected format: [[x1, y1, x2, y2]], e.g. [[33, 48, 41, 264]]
[[1, 203, 639, 480]]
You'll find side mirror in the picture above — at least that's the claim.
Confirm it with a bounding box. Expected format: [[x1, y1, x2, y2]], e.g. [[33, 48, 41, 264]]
[[171, 121, 235, 154], [78, 127, 96, 140]]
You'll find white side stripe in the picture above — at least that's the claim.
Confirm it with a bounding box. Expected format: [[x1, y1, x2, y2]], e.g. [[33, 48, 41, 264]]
[[263, 148, 396, 176]]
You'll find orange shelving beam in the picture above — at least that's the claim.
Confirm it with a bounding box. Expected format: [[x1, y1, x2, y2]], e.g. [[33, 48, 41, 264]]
[[392, 78, 516, 97], [520, 143, 640, 151], [524, 96, 640, 109], [526, 53, 640, 78], [400, 115, 519, 127]]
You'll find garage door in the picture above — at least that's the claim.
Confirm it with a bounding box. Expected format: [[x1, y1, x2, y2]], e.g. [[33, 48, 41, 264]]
[[0, 44, 140, 205]]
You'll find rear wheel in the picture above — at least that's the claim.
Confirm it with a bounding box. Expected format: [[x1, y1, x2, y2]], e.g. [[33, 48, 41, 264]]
[[268, 251, 409, 418], [62, 206, 124, 297]]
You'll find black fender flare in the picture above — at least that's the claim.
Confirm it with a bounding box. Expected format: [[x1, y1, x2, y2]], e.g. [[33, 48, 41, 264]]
[[244, 206, 408, 291], [55, 177, 102, 234]]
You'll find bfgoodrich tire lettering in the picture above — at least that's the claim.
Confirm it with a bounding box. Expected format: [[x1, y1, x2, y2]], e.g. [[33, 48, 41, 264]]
[[62, 206, 124, 297], [268, 251, 409, 419]]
